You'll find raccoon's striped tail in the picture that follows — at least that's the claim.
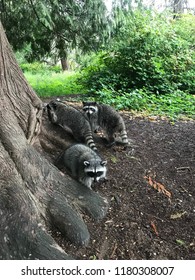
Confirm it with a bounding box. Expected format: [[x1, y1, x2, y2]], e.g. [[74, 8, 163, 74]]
[[85, 132, 97, 151], [121, 129, 129, 145]]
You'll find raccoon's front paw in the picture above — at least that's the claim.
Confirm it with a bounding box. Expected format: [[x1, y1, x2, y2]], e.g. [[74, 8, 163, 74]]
[[100, 177, 108, 183]]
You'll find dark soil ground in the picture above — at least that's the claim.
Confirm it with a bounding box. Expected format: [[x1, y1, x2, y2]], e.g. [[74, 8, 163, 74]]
[[41, 97, 195, 260]]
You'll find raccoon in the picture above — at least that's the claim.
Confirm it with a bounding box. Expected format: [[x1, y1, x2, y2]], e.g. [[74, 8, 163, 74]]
[[47, 100, 97, 150], [82, 101, 129, 146], [62, 144, 107, 189]]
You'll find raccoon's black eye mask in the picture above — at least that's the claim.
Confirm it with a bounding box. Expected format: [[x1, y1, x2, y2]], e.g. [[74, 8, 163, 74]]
[[86, 171, 104, 178]]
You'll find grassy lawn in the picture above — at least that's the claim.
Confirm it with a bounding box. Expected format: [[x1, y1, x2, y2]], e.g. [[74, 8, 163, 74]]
[[24, 71, 86, 98]]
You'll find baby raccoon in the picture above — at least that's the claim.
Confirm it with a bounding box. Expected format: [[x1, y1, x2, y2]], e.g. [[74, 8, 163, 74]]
[[82, 101, 129, 146], [62, 144, 107, 189], [47, 100, 97, 150]]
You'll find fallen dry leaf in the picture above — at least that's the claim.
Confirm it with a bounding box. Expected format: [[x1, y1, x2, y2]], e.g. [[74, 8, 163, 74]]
[[144, 175, 172, 198], [150, 220, 159, 236], [170, 211, 187, 219]]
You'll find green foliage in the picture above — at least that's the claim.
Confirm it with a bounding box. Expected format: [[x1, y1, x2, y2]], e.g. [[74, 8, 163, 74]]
[[79, 10, 195, 95], [22, 61, 194, 119], [173, 14, 195, 45], [1, 0, 110, 62], [20, 62, 61, 74], [91, 86, 195, 120], [15, 45, 32, 64], [25, 71, 85, 98]]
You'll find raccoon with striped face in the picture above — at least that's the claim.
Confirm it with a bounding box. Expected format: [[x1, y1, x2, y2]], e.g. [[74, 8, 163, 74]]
[[47, 100, 97, 150], [62, 144, 107, 189], [82, 101, 129, 147]]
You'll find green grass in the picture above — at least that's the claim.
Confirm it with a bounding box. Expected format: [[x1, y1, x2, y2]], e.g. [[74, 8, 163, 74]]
[[24, 71, 86, 98]]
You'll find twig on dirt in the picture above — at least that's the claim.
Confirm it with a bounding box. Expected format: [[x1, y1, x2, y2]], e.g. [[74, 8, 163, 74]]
[[150, 220, 159, 236], [176, 166, 190, 172], [110, 242, 118, 259]]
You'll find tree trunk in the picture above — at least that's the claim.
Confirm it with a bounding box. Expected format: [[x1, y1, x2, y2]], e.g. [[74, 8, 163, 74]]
[[60, 57, 69, 71], [173, 0, 185, 17], [0, 21, 108, 260]]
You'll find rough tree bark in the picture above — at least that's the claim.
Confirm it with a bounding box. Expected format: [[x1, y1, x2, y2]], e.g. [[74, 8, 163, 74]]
[[0, 21, 108, 260]]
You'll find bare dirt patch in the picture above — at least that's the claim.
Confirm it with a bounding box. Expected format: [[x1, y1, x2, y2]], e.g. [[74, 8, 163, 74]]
[[41, 97, 195, 260]]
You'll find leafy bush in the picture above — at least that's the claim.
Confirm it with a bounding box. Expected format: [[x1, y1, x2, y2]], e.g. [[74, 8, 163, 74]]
[[79, 10, 195, 95], [91, 85, 195, 120]]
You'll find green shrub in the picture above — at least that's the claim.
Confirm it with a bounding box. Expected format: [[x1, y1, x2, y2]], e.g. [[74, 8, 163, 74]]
[[91, 85, 195, 120], [79, 10, 195, 95]]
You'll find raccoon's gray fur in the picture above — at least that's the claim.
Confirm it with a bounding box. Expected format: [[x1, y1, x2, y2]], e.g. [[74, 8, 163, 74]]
[[82, 101, 129, 146], [62, 144, 107, 189], [47, 100, 97, 150]]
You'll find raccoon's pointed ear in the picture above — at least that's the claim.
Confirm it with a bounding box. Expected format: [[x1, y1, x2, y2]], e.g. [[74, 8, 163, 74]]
[[101, 160, 107, 166], [84, 161, 90, 166], [51, 101, 58, 108], [47, 101, 56, 110]]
